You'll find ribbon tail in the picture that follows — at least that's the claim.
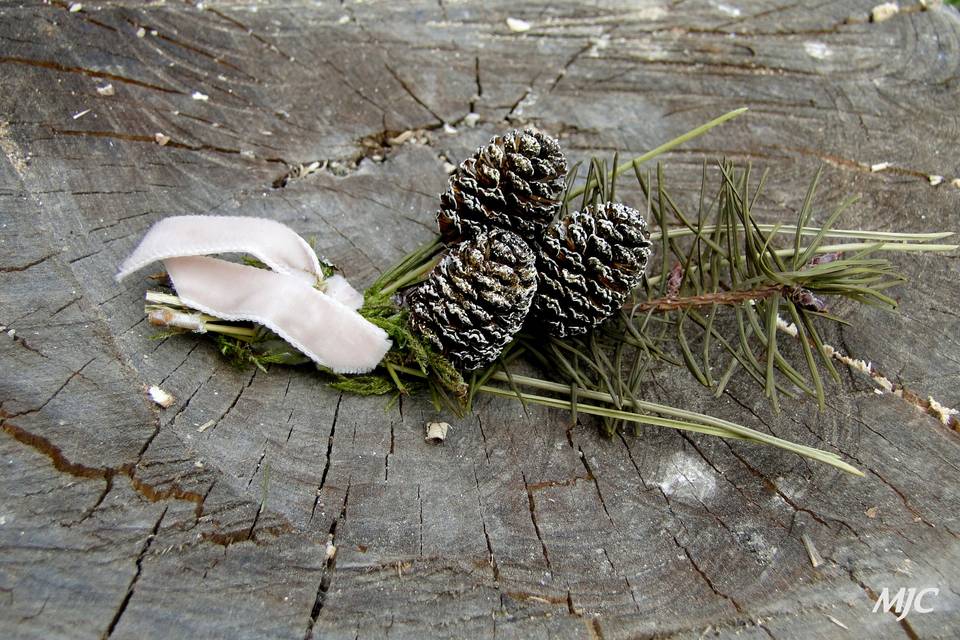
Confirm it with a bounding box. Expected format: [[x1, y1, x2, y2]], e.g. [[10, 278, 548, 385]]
[[322, 274, 365, 310], [164, 256, 390, 374]]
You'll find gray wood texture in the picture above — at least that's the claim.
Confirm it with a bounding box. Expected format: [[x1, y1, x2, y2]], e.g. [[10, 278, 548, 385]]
[[2, 1, 959, 638]]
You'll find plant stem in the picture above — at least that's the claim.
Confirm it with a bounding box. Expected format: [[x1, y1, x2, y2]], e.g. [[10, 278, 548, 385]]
[[391, 363, 859, 475], [204, 324, 258, 339], [646, 240, 955, 287], [145, 291, 189, 307], [770, 241, 958, 256], [380, 255, 442, 297], [478, 383, 862, 476], [653, 225, 954, 243], [566, 107, 749, 202], [634, 285, 781, 311], [145, 292, 259, 339]]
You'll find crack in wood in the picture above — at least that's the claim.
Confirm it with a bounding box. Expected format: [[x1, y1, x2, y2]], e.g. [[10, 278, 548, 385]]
[[547, 39, 594, 93], [385, 416, 395, 482], [118, 16, 253, 79], [102, 507, 167, 639], [674, 534, 744, 614], [205, 368, 258, 434], [472, 463, 499, 582], [246, 446, 268, 488], [476, 414, 491, 463], [521, 471, 552, 571], [0, 253, 57, 273], [310, 393, 342, 522], [575, 445, 616, 527], [0, 56, 184, 94], [4, 357, 96, 419], [202, 6, 297, 62], [842, 567, 922, 640], [51, 128, 289, 164], [304, 482, 350, 640], [384, 63, 445, 125], [50, 0, 119, 33], [1, 414, 206, 519], [417, 484, 423, 558]]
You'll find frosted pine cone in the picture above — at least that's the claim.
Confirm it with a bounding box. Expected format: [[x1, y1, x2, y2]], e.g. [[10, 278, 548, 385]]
[[408, 229, 537, 370], [531, 202, 652, 337], [437, 128, 567, 245]]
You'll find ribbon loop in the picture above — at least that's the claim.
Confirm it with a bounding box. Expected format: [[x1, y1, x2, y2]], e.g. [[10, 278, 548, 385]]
[[117, 216, 389, 373], [117, 215, 325, 284]]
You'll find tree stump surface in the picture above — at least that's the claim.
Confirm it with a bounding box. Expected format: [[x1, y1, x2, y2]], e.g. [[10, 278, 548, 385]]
[[2, 1, 959, 638]]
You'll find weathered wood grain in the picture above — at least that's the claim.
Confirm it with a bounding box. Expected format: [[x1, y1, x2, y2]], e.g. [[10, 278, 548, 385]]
[[2, 1, 959, 638]]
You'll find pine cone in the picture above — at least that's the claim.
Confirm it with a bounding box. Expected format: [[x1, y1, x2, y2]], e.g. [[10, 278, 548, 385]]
[[532, 202, 652, 338], [408, 229, 537, 370], [437, 129, 567, 245]]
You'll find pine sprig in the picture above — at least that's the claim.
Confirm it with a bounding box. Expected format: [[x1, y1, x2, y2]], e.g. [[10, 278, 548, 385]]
[[528, 154, 951, 435]]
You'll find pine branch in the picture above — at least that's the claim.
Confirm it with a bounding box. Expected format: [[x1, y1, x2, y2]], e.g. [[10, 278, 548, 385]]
[[633, 285, 781, 311]]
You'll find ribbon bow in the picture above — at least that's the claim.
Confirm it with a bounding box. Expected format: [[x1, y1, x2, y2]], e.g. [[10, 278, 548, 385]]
[[116, 216, 391, 374]]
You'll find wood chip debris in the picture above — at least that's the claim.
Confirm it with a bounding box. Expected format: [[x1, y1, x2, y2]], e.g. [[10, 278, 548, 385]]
[[865, 506, 879, 518], [96, 84, 115, 96], [870, 161, 890, 172], [148, 385, 175, 408], [871, 3, 899, 23], [197, 420, 215, 433], [154, 132, 171, 146], [801, 533, 824, 568], [72, 109, 91, 120], [293, 161, 322, 179], [928, 396, 959, 426], [928, 174, 944, 186], [191, 91, 209, 101], [425, 421, 450, 444], [506, 17, 531, 33], [387, 130, 415, 146], [827, 615, 849, 630], [136, 26, 146, 38], [69, 3, 82, 12]]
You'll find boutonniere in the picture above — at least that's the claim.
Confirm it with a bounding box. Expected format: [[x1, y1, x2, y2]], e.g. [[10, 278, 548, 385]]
[[120, 109, 957, 476]]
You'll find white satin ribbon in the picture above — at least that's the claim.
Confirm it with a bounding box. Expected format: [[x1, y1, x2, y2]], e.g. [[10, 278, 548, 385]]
[[116, 216, 390, 374], [118, 215, 324, 284]]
